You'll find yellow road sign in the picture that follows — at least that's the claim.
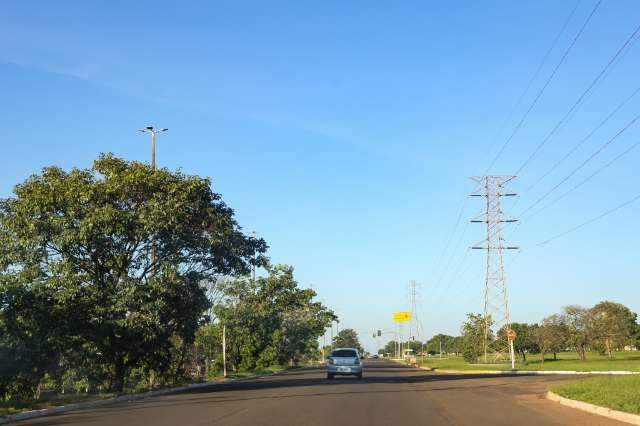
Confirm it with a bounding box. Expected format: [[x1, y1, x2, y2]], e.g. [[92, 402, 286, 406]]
[[393, 311, 412, 322], [506, 329, 517, 341]]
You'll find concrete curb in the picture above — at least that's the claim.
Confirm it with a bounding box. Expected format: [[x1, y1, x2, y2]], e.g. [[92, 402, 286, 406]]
[[0, 367, 316, 425], [546, 391, 640, 425], [418, 366, 640, 376]]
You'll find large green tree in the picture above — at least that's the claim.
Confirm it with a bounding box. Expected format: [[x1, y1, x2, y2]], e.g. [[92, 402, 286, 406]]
[[589, 301, 637, 359], [0, 154, 266, 395], [215, 265, 335, 371]]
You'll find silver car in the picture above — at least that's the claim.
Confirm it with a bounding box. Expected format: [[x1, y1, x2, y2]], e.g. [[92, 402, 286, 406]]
[[326, 348, 363, 379]]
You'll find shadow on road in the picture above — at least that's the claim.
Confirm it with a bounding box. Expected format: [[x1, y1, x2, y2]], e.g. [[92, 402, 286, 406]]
[[27, 362, 543, 426]]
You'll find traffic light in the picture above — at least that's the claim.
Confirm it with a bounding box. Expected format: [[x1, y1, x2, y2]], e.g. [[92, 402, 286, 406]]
[[377, 330, 381, 337]]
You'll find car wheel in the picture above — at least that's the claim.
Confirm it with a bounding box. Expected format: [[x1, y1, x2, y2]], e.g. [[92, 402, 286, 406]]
[[327, 373, 334, 380], [357, 372, 363, 379]]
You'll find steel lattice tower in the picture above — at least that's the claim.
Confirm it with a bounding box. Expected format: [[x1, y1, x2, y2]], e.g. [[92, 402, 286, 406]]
[[470, 176, 519, 363]]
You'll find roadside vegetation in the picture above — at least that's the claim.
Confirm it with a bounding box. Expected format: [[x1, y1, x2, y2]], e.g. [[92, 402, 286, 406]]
[[380, 302, 640, 371], [417, 351, 640, 372], [551, 375, 640, 415], [0, 155, 335, 415]]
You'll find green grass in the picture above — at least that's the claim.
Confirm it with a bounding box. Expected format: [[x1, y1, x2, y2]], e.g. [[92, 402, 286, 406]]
[[0, 393, 115, 417], [416, 351, 640, 372], [224, 363, 309, 379], [551, 376, 640, 415]]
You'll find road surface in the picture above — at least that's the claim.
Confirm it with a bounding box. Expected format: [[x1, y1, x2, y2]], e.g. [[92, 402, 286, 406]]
[[17, 359, 625, 425]]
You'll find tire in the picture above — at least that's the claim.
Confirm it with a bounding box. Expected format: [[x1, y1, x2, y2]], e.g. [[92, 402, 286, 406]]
[[327, 373, 334, 380], [357, 372, 363, 380]]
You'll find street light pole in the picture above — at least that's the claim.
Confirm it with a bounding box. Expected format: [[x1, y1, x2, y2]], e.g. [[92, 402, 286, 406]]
[[138, 126, 168, 276], [222, 324, 227, 378]]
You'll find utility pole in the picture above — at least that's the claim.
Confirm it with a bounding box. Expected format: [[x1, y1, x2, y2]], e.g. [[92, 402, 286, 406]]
[[252, 231, 257, 282], [408, 281, 420, 346], [398, 323, 402, 360], [138, 126, 168, 276], [322, 332, 326, 361], [470, 176, 518, 367], [222, 324, 227, 378], [330, 323, 334, 346]]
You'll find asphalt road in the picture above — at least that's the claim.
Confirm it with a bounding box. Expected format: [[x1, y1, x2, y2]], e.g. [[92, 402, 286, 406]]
[[17, 359, 626, 426]]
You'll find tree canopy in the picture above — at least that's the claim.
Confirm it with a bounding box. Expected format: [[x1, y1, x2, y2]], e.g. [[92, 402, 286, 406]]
[[332, 329, 364, 354], [214, 264, 335, 371], [0, 154, 267, 396]]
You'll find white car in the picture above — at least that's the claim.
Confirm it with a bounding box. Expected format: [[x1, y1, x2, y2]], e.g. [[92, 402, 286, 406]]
[[326, 348, 363, 379]]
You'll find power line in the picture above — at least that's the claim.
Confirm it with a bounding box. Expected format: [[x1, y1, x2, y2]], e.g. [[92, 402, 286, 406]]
[[536, 193, 640, 246], [431, 197, 469, 281], [482, 0, 582, 165], [526, 86, 640, 192], [515, 17, 640, 176], [524, 138, 640, 221], [428, 248, 472, 312], [518, 111, 640, 218], [431, 221, 471, 300], [485, 0, 601, 174]]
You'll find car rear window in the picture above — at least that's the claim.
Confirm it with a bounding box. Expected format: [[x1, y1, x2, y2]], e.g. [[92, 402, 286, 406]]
[[331, 349, 357, 358]]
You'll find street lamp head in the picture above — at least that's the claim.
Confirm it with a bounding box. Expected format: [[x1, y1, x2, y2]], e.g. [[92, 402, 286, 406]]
[[146, 126, 154, 130], [160, 128, 168, 132]]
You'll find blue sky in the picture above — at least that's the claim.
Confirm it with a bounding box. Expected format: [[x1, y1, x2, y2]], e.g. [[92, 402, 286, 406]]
[[1, 1, 639, 352]]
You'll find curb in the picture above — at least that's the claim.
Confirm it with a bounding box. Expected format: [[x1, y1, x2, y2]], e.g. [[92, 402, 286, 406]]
[[546, 391, 640, 425], [0, 367, 316, 425], [418, 366, 640, 376]]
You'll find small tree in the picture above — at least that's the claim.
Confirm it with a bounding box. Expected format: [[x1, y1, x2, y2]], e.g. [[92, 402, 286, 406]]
[[562, 305, 592, 361], [379, 340, 397, 356], [426, 334, 456, 355], [535, 314, 568, 363], [499, 323, 539, 363], [461, 314, 489, 363]]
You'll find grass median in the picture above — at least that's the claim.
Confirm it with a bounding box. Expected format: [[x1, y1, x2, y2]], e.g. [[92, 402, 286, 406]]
[[551, 375, 640, 415], [416, 351, 640, 372]]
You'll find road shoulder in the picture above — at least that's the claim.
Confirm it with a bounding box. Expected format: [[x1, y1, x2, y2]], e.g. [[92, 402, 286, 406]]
[[0, 367, 319, 425]]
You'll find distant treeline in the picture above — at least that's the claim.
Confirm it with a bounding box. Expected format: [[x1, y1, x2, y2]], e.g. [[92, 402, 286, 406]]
[[379, 301, 640, 363]]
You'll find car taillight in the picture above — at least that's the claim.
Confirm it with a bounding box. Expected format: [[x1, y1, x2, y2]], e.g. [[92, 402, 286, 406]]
[[327, 357, 334, 365], [353, 358, 360, 365]]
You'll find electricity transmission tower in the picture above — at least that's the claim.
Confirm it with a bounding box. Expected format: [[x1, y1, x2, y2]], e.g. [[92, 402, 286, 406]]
[[408, 281, 420, 342], [470, 176, 519, 365]]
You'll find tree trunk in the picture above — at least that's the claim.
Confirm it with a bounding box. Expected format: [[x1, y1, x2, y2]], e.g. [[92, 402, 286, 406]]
[[33, 382, 42, 400], [553, 351, 557, 361], [520, 350, 526, 362], [605, 339, 613, 360], [578, 346, 587, 361], [112, 356, 126, 393]]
